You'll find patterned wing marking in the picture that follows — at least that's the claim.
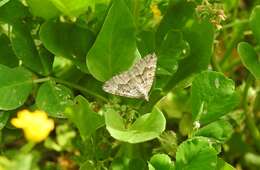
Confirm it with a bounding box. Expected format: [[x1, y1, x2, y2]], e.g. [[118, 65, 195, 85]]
[[102, 53, 157, 100]]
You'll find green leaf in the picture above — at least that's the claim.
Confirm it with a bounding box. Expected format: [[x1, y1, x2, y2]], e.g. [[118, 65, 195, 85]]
[[0, 111, 11, 130], [0, 34, 19, 68], [157, 30, 189, 74], [137, 30, 156, 56], [176, 137, 218, 170], [216, 158, 236, 170], [0, 0, 10, 7], [237, 42, 260, 79], [149, 154, 175, 170], [250, 5, 260, 44], [191, 71, 239, 124], [11, 22, 53, 76], [156, 1, 195, 46], [26, 0, 60, 20], [0, 65, 33, 110], [36, 81, 73, 118], [64, 96, 104, 140], [40, 21, 95, 73], [87, 0, 137, 82], [49, 0, 93, 16], [193, 120, 234, 143], [0, 0, 30, 23], [80, 160, 96, 170], [105, 107, 166, 143], [79, 75, 108, 101], [128, 158, 147, 170]]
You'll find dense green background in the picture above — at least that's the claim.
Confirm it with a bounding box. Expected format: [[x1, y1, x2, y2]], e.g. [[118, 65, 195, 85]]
[[0, 0, 260, 169]]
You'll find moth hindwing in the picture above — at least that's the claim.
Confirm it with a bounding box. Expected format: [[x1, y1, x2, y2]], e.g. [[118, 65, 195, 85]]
[[102, 53, 157, 101]]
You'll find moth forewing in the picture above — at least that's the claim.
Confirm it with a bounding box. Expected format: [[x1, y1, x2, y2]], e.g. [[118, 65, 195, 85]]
[[102, 53, 157, 101]]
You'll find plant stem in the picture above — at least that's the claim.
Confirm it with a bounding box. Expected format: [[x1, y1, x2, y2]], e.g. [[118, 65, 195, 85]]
[[222, 19, 248, 30], [33, 77, 51, 83], [20, 142, 36, 153], [220, 20, 246, 66], [33, 77, 108, 102], [211, 54, 222, 72], [51, 77, 108, 102], [242, 74, 260, 151]]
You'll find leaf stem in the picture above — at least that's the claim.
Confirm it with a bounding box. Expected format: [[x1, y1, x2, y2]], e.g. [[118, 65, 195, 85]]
[[211, 54, 222, 72], [222, 19, 249, 30], [242, 74, 260, 151], [33, 77, 108, 102], [33, 77, 51, 83], [220, 20, 246, 66], [20, 141, 36, 153], [51, 77, 108, 102]]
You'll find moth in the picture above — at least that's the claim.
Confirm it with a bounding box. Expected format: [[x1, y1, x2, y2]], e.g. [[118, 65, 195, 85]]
[[102, 53, 157, 101]]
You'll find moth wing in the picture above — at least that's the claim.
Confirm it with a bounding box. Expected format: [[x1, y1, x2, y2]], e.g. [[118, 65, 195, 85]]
[[130, 53, 157, 95], [102, 53, 157, 99], [102, 71, 143, 98]]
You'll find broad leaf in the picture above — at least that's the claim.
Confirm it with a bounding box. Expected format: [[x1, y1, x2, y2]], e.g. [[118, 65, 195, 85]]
[[176, 137, 218, 170], [0, 111, 11, 130], [105, 107, 166, 143], [250, 5, 260, 44], [0, 65, 33, 110], [137, 30, 156, 56], [0, 0, 30, 23], [193, 120, 233, 143], [156, 0, 195, 46], [238, 42, 260, 79], [26, 0, 60, 19], [11, 22, 53, 76], [216, 158, 236, 170], [157, 30, 189, 74], [0, 34, 19, 67], [87, 0, 137, 81], [40, 21, 95, 73], [163, 19, 214, 91], [36, 81, 73, 118], [191, 71, 239, 124], [64, 96, 104, 140], [49, 0, 94, 16], [149, 154, 175, 170]]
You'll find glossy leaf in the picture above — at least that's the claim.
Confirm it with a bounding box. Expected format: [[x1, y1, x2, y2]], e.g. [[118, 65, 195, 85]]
[[87, 0, 136, 81], [156, 0, 195, 46], [40, 21, 95, 73], [250, 5, 260, 44], [64, 96, 104, 140], [49, 0, 94, 16], [0, 111, 11, 130], [157, 30, 189, 74], [155, 0, 213, 91], [137, 30, 156, 56], [164, 19, 214, 90], [193, 120, 233, 143], [176, 137, 218, 170], [216, 158, 236, 170], [0, 65, 33, 110], [105, 107, 166, 143], [0, 0, 30, 23], [11, 22, 53, 75], [191, 71, 239, 124], [26, 0, 60, 19], [149, 154, 175, 170], [237, 42, 260, 79], [0, 34, 19, 67], [36, 81, 73, 118]]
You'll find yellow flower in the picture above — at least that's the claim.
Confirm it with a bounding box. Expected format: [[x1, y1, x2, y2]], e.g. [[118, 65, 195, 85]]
[[150, 3, 162, 24], [11, 110, 54, 143]]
